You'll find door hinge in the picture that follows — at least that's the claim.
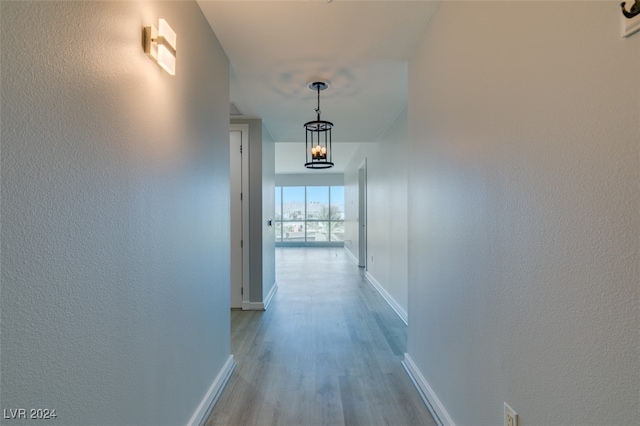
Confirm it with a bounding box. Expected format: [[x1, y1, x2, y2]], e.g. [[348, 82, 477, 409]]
[[241, 239, 243, 248], [240, 192, 243, 201], [240, 145, 243, 154], [241, 287, 243, 295]]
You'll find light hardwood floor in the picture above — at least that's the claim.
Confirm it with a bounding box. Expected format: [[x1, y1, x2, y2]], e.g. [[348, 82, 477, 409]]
[[205, 247, 437, 426]]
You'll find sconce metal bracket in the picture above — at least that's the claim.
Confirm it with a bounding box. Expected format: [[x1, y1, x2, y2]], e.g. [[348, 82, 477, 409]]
[[621, 1, 640, 19]]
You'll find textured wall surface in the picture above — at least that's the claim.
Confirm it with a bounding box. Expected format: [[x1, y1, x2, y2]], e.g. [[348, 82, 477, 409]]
[[345, 107, 409, 316], [407, 2, 639, 425], [1, 2, 231, 425]]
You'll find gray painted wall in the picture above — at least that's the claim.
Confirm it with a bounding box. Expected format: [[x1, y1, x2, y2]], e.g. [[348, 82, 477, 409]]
[[262, 125, 276, 302], [407, 2, 639, 425], [1, 2, 231, 425], [344, 108, 409, 318]]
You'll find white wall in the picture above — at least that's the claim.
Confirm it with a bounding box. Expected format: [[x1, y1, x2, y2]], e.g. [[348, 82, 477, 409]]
[[345, 107, 409, 320], [407, 2, 639, 425], [262, 124, 276, 303], [1, 2, 231, 425], [275, 173, 344, 187], [344, 163, 361, 261]]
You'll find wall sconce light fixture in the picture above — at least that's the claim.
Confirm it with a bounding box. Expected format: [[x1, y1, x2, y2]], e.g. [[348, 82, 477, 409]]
[[144, 19, 177, 75]]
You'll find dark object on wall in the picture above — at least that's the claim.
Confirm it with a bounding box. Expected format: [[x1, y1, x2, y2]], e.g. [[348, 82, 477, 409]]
[[621, 1, 640, 19]]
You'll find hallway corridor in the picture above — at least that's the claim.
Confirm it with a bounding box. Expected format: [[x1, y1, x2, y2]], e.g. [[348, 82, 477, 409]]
[[205, 248, 437, 426]]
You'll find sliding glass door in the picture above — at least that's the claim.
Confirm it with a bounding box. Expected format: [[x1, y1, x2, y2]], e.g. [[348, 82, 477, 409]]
[[275, 185, 344, 246]]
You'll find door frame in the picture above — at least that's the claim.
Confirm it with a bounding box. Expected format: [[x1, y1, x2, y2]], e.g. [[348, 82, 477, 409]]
[[230, 124, 250, 307]]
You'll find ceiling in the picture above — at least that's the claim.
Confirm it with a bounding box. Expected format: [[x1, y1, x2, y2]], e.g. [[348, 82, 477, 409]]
[[197, 0, 440, 174]]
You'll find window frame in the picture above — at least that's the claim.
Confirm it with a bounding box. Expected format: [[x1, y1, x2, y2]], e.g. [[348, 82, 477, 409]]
[[275, 185, 344, 246]]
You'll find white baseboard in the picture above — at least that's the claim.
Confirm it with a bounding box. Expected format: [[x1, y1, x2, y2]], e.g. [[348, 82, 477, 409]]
[[344, 246, 359, 265], [364, 271, 408, 325], [263, 282, 278, 310], [242, 301, 264, 310], [241, 283, 279, 311], [187, 354, 236, 426], [402, 353, 454, 426]]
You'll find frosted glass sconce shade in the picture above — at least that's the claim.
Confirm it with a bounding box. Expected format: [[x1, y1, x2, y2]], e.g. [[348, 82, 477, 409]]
[[143, 19, 177, 75]]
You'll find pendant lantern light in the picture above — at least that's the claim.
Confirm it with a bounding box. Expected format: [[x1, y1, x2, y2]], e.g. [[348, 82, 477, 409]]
[[304, 81, 334, 169]]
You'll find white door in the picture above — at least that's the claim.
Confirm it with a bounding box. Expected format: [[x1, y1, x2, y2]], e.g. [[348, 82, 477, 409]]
[[230, 129, 243, 308]]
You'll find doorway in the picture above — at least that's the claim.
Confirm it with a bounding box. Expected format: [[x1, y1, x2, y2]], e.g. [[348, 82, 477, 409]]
[[230, 124, 249, 309]]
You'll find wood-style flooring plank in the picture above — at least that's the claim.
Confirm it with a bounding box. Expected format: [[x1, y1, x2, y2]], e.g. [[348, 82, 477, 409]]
[[205, 247, 437, 426]]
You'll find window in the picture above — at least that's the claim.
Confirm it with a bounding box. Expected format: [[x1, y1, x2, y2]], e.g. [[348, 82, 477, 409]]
[[330, 186, 345, 241], [275, 185, 344, 245]]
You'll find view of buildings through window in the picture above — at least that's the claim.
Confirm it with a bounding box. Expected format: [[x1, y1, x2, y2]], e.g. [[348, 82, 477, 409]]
[[275, 186, 345, 243]]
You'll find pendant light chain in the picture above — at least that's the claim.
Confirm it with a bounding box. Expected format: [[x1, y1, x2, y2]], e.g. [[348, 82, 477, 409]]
[[316, 84, 321, 120]]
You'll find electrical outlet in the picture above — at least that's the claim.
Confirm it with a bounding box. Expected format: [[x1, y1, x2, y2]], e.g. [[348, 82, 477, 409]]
[[504, 403, 518, 426]]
